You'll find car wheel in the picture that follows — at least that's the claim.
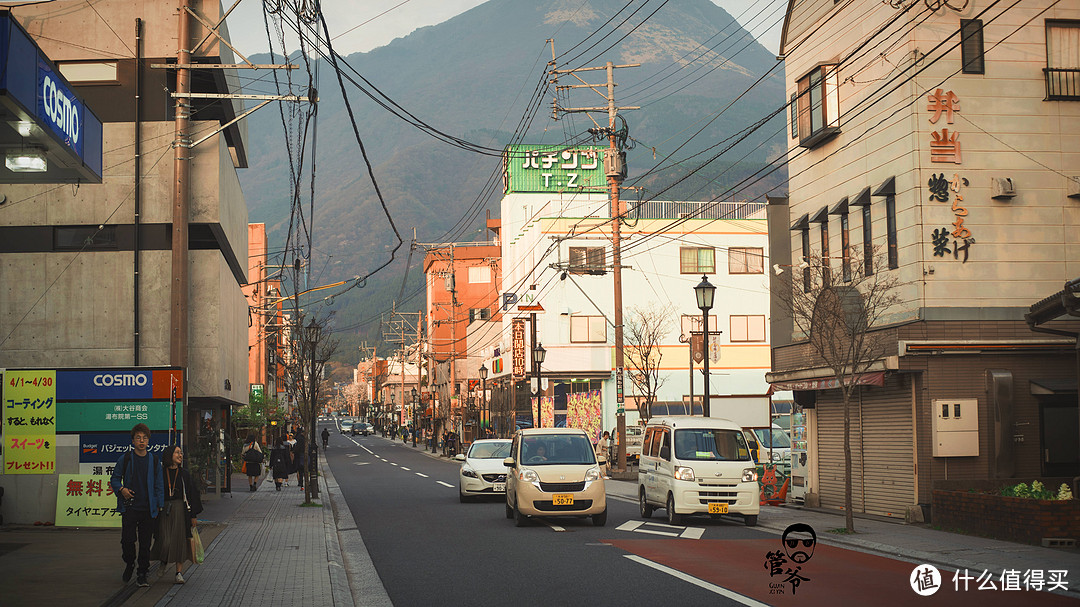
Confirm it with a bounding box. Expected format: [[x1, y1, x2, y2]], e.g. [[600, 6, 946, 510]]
[[639, 487, 654, 519], [459, 489, 470, 503], [666, 493, 682, 526], [514, 502, 529, 527], [592, 508, 608, 527], [505, 500, 513, 519], [744, 514, 758, 527]]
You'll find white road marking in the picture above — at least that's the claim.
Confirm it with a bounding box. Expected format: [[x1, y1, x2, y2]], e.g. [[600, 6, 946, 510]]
[[362, 446, 373, 454], [353, 462, 370, 466], [389, 462, 398, 466], [415, 473, 429, 478], [347, 454, 360, 458], [623, 555, 768, 606], [436, 481, 454, 488], [400, 467, 410, 471], [616, 520, 705, 539], [540, 520, 566, 532]]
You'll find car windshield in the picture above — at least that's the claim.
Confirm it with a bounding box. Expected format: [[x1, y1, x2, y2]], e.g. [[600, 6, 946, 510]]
[[754, 428, 791, 449], [522, 434, 596, 465], [468, 442, 511, 459], [673, 429, 752, 461]]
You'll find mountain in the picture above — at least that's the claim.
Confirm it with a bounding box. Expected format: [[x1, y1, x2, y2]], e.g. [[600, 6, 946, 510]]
[[238, 0, 787, 363]]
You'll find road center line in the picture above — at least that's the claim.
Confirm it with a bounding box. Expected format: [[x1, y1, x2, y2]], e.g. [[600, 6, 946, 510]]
[[389, 462, 398, 466], [436, 481, 453, 488], [623, 555, 768, 606], [400, 467, 410, 471], [361, 446, 373, 454], [415, 473, 428, 478]]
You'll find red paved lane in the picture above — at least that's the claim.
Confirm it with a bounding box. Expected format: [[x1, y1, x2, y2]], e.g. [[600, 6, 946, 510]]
[[604, 538, 1080, 606]]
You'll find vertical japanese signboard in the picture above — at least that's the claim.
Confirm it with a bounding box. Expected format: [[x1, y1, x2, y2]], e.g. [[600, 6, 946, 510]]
[[512, 319, 526, 379], [4, 370, 57, 474]]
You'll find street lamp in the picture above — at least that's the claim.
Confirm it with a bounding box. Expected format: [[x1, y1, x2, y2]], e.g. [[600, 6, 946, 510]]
[[391, 391, 396, 434], [533, 343, 546, 428], [411, 387, 418, 447], [478, 363, 488, 437], [694, 274, 716, 418]]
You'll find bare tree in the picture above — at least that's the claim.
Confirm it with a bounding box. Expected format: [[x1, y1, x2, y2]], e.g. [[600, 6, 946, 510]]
[[280, 311, 338, 505], [625, 303, 677, 425], [774, 247, 904, 533]]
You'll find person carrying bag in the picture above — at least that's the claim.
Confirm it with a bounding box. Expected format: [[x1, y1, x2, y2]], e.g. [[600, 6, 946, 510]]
[[241, 434, 263, 492]]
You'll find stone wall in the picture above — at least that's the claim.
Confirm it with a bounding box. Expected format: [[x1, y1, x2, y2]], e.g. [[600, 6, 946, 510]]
[[932, 490, 1080, 545]]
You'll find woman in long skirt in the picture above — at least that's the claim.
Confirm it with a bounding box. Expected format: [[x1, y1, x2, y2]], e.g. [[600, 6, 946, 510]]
[[151, 445, 203, 584], [242, 433, 263, 491], [270, 434, 292, 491]]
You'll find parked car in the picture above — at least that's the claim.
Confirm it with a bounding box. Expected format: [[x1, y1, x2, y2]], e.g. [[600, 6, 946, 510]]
[[504, 428, 607, 527], [639, 416, 759, 526], [456, 439, 512, 502], [340, 420, 353, 434]]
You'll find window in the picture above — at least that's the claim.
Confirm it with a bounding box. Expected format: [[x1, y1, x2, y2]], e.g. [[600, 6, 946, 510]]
[[570, 316, 606, 343], [885, 195, 898, 269], [468, 265, 491, 283], [568, 246, 605, 275], [730, 315, 766, 342], [680, 247, 715, 274], [800, 226, 811, 292], [468, 308, 490, 323], [789, 92, 798, 139], [960, 20, 984, 74], [54, 226, 118, 250], [1046, 21, 1080, 100], [840, 213, 852, 282], [862, 205, 873, 276], [796, 64, 840, 147], [728, 247, 764, 274], [818, 220, 831, 288]]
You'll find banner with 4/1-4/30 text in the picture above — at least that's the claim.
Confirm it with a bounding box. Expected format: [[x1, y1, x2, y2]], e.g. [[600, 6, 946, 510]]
[[4, 370, 57, 474]]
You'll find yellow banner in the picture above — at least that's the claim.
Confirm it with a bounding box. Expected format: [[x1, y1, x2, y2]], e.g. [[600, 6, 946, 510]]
[[55, 474, 122, 527], [4, 370, 57, 474]]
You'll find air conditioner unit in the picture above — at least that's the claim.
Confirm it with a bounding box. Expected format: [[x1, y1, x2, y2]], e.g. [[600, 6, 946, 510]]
[[1067, 176, 1080, 199], [991, 177, 1015, 199]]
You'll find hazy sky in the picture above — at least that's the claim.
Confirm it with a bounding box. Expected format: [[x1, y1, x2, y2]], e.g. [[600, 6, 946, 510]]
[[227, 0, 784, 59]]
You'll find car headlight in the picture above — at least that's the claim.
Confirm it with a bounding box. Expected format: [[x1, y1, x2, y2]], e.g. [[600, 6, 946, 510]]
[[771, 451, 782, 462], [461, 466, 477, 479], [518, 468, 539, 483], [742, 468, 758, 482], [584, 466, 601, 482], [674, 466, 695, 481]]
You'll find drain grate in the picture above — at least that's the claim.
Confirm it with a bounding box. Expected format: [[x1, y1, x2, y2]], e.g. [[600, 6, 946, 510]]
[[1041, 538, 1076, 549]]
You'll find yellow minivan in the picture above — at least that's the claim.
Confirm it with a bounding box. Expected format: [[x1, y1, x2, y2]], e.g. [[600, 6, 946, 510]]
[[638, 416, 759, 526], [504, 428, 608, 527]]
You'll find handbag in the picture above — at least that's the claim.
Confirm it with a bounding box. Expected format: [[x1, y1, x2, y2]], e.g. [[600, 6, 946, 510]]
[[190, 526, 205, 564], [243, 443, 264, 463]]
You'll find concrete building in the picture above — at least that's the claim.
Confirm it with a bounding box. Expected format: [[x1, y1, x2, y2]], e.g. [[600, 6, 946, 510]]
[[0, 2, 249, 523], [767, 0, 1079, 520], [488, 145, 772, 442]]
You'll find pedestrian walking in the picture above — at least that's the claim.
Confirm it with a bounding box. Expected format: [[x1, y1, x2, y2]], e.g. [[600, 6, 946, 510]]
[[270, 435, 291, 491], [109, 423, 164, 588], [151, 445, 202, 584], [596, 431, 612, 479], [321, 427, 330, 449], [293, 430, 306, 490], [241, 433, 263, 492]]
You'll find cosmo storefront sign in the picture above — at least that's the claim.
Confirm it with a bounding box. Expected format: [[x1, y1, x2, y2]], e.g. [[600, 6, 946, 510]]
[[2, 367, 183, 475], [37, 60, 82, 157]]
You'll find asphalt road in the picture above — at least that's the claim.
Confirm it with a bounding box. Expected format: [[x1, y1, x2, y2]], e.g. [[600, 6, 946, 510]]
[[322, 423, 777, 606]]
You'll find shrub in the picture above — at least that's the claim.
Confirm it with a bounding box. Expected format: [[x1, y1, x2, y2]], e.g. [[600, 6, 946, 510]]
[[999, 481, 1073, 501]]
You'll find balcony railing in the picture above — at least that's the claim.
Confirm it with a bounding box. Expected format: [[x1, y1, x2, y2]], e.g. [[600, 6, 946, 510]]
[[1044, 67, 1080, 101]]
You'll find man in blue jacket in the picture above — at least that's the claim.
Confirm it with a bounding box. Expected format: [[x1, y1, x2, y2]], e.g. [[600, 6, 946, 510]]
[[109, 423, 164, 587]]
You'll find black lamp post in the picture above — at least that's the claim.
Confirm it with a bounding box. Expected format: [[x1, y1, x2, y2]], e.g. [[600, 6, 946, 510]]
[[478, 363, 488, 437], [411, 387, 418, 447], [694, 274, 716, 417], [390, 391, 396, 434], [533, 343, 546, 428]]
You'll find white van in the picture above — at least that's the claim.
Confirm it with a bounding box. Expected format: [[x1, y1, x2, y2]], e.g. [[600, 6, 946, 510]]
[[638, 416, 759, 526]]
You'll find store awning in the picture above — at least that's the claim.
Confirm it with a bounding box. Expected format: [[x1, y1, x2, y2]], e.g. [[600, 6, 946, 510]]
[[768, 371, 885, 392], [0, 13, 102, 183], [1030, 379, 1077, 395]]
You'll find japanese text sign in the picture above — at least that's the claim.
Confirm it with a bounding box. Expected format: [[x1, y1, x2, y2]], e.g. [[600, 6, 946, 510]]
[[55, 474, 121, 527], [4, 370, 57, 474]]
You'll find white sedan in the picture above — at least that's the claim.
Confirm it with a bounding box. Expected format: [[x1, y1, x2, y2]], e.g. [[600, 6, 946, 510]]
[[456, 439, 512, 502]]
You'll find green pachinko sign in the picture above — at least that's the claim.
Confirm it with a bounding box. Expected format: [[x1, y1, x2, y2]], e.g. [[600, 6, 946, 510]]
[[504, 144, 606, 193]]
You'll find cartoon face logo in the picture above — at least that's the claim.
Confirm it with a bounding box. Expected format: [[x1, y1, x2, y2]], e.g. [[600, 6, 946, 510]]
[[781, 523, 817, 563]]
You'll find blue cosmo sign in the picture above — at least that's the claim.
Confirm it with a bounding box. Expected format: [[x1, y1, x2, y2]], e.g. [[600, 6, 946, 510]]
[[57, 370, 153, 400], [37, 59, 82, 157]]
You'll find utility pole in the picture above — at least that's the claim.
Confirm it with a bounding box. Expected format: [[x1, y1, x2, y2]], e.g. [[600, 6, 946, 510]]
[[552, 57, 639, 474], [170, 0, 191, 369]]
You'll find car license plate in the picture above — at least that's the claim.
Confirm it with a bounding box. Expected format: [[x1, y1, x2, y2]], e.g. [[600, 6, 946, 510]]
[[552, 494, 574, 506], [708, 503, 728, 514], [493, 483, 506, 493]]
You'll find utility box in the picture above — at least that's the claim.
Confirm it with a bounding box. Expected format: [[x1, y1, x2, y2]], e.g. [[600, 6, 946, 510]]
[[932, 398, 979, 457]]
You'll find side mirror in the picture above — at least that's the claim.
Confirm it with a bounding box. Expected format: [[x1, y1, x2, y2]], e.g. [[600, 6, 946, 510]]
[[454, 454, 465, 462], [659, 446, 670, 461], [503, 457, 515, 468]]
